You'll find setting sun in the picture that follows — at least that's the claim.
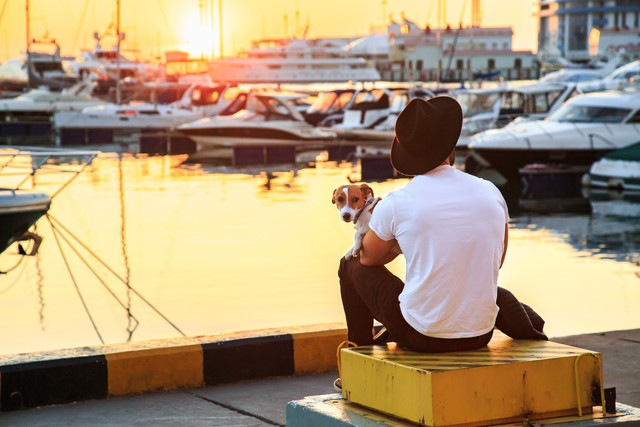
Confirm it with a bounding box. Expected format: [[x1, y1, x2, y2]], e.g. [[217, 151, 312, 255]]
[[178, 16, 219, 60]]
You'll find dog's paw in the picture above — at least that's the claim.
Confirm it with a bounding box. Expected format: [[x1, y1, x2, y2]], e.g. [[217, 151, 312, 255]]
[[344, 247, 358, 259]]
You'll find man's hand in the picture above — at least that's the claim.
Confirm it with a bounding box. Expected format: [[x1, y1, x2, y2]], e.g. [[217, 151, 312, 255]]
[[359, 230, 400, 266]]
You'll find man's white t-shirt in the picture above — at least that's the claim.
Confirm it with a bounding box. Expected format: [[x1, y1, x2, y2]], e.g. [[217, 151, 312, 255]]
[[369, 165, 509, 339]]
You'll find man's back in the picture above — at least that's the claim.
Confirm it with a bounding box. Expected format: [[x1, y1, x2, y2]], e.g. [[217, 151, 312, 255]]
[[370, 165, 509, 339]]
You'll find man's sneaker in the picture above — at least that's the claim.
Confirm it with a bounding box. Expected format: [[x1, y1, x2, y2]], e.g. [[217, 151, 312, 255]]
[[333, 377, 342, 392]]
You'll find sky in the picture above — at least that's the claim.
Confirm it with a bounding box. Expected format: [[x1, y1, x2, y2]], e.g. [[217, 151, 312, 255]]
[[0, 0, 539, 63]]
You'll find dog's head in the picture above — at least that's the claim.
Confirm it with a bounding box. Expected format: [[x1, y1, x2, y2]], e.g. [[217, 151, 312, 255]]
[[331, 184, 374, 222]]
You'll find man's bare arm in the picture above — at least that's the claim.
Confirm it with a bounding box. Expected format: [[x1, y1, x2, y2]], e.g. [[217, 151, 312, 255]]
[[359, 230, 400, 266]]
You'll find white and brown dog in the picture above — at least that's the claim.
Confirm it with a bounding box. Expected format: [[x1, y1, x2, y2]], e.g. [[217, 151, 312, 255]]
[[332, 183, 380, 259]]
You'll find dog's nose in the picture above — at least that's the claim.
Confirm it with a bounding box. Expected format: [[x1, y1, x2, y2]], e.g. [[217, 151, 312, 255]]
[[342, 212, 352, 221]]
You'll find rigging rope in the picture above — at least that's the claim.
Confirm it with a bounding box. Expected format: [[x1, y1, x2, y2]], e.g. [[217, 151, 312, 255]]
[[71, 0, 92, 54], [0, 0, 8, 27], [47, 214, 140, 335], [47, 213, 186, 336], [46, 215, 105, 344]]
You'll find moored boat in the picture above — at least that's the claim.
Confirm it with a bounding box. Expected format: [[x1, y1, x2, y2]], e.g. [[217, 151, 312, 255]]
[[587, 141, 640, 190], [0, 191, 51, 254], [467, 90, 640, 181], [178, 90, 337, 161], [0, 146, 98, 255]]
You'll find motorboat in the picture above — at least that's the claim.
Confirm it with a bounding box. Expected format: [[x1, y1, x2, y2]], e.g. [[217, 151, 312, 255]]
[[369, 87, 437, 131], [587, 141, 640, 190], [467, 90, 640, 181], [452, 86, 511, 147], [59, 83, 242, 129], [207, 37, 381, 84], [578, 60, 640, 93], [53, 83, 245, 146], [0, 146, 98, 255], [25, 40, 79, 91], [328, 87, 437, 142], [0, 81, 107, 138], [332, 88, 394, 131], [178, 90, 337, 161], [453, 82, 580, 148], [302, 89, 360, 127], [67, 30, 149, 95], [0, 40, 80, 94], [538, 68, 604, 84]]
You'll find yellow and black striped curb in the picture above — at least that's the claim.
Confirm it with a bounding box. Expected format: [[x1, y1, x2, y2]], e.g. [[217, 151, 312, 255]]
[[0, 323, 349, 411]]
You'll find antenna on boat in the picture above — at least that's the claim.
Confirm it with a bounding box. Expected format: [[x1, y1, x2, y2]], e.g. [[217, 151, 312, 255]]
[[25, 0, 31, 84], [116, 0, 122, 104]]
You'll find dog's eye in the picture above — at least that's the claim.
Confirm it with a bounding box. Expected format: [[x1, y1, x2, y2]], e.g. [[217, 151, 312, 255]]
[[337, 196, 345, 203], [352, 197, 359, 203]]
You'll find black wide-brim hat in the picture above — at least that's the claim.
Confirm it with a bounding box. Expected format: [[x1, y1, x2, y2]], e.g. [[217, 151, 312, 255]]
[[390, 96, 463, 176]]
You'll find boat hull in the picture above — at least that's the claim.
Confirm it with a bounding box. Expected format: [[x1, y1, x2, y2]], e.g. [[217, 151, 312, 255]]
[[469, 147, 615, 181], [0, 192, 51, 253], [589, 158, 640, 191]]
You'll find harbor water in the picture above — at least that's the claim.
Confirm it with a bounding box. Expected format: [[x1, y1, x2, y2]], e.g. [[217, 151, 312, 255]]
[[1, 153, 640, 355]]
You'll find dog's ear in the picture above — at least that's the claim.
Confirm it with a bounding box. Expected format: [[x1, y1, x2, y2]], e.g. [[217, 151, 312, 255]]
[[360, 184, 374, 200], [331, 188, 338, 204]]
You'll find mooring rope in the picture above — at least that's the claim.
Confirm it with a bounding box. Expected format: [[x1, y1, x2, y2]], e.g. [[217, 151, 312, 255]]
[[47, 214, 140, 335], [47, 213, 186, 336], [47, 215, 104, 344]]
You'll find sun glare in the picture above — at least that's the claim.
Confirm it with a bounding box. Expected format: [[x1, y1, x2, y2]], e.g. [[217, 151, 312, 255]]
[[178, 18, 218, 59]]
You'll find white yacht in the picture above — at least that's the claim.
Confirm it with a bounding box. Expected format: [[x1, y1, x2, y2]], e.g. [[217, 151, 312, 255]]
[[178, 90, 336, 160], [207, 37, 381, 84], [68, 31, 148, 83], [578, 61, 640, 93], [467, 90, 640, 181], [53, 84, 244, 145], [453, 82, 580, 149], [0, 81, 104, 119]]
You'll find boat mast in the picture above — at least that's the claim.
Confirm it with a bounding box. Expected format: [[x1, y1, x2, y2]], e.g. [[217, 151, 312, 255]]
[[116, 0, 121, 104], [25, 0, 30, 74], [218, 0, 223, 58]]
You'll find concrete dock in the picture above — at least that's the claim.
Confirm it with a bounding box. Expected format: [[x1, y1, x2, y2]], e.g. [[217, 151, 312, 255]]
[[1, 327, 639, 426]]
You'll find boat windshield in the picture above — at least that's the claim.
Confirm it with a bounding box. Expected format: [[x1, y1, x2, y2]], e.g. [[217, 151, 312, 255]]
[[455, 92, 500, 118], [306, 91, 354, 114], [547, 104, 632, 123], [522, 89, 566, 114]]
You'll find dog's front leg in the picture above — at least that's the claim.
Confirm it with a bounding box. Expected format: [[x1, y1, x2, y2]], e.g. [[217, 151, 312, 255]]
[[345, 230, 364, 259]]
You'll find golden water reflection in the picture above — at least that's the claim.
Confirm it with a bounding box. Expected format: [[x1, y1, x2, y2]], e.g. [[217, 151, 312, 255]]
[[1, 154, 639, 355]]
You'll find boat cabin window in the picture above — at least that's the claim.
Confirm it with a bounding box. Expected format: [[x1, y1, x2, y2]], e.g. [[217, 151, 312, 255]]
[[223, 87, 241, 100], [350, 90, 389, 110], [548, 105, 632, 123], [456, 92, 500, 118], [499, 91, 525, 119], [306, 91, 355, 114], [263, 97, 291, 116], [525, 89, 564, 114], [191, 87, 221, 106], [628, 111, 640, 123], [306, 92, 338, 113], [97, 51, 118, 60], [219, 93, 247, 116]]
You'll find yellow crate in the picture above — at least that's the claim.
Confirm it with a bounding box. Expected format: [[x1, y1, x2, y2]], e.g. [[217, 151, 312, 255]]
[[340, 333, 604, 426]]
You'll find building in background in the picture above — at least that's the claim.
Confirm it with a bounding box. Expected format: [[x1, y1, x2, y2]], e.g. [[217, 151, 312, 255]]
[[386, 17, 537, 83], [537, 0, 640, 64]]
